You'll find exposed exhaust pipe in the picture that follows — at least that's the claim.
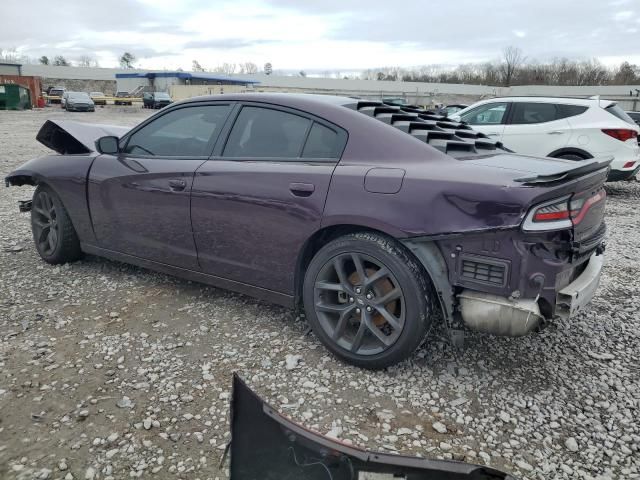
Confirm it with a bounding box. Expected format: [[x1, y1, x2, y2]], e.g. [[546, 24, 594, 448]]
[[458, 290, 544, 336]]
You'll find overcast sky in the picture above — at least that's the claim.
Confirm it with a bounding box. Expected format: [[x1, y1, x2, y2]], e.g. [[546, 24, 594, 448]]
[[3, 0, 640, 72]]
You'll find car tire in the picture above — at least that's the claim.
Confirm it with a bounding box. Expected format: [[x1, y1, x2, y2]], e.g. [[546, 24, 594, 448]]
[[31, 185, 82, 265], [302, 232, 433, 369], [555, 153, 586, 161]]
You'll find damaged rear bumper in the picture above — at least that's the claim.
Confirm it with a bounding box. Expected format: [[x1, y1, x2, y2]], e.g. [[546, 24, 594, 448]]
[[458, 252, 604, 336], [555, 252, 604, 320]]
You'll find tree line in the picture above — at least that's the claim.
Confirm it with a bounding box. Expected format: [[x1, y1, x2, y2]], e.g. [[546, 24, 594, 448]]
[[361, 47, 640, 86], [3, 45, 639, 86]]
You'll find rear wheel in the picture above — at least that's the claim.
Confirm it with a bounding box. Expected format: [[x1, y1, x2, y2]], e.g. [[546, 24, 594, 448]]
[[31, 185, 82, 264], [555, 153, 586, 161], [303, 232, 433, 369]]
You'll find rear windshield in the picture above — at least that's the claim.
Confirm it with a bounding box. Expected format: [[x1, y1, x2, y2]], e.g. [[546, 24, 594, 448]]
[[605, 104, 636, 125]]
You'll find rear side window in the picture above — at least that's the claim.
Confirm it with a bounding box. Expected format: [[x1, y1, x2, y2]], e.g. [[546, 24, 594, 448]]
[[302, 123, 340, 158], [461, 102, 508, 125], [224, 106, 311, 158], [605, 104, 637, 125], [510, 102, 558, 124], [125, 105, 230, 157], [557, 104, 588, 119]]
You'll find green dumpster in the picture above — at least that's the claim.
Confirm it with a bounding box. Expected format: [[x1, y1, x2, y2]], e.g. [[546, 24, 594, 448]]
[[0, 83, 32, 110]]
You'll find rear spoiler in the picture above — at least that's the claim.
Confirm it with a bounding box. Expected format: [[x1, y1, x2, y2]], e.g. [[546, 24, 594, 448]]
[[36, 119, 129, 154], [514, 156, 613, 185]]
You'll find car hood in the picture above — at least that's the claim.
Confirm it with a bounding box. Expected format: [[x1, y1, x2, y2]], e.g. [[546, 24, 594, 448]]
[[36, 119, 130, 154]]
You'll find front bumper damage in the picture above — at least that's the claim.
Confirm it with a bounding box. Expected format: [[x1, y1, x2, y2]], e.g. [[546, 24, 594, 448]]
[[458, 252, 604, 336]]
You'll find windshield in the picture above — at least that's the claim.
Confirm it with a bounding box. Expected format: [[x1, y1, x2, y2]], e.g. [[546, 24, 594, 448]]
[[605, 104, 636, 125], [91, 92, 105, 96], [155, 93, 171, 99], [69, 93, 90, 100]]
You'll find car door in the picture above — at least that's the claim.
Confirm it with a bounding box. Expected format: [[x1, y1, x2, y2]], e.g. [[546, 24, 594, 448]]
[[88, 103, 232, 269], [501, 102, 571, 156], [191, 103, 347, 294], [458, 101, 510, 141]]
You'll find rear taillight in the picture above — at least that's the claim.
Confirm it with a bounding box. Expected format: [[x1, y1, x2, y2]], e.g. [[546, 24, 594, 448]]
[[602, 129, 638, 142], [523, 190, 606, 231], [623, 161, 636, 169]]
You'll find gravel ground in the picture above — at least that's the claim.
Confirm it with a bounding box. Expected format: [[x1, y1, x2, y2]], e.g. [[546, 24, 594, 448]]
[[1, 107, 639, 480]]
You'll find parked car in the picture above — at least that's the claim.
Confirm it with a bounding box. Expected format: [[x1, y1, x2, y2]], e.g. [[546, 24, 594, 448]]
[[6, 93, 609, 369], [440, 104, 468, 116], [90, 92, 107, 106], [451, 96, 640, 181], [64, 92, 95, 112], [114, 91, 132, 106], [143, 92, 172, 109], [47, 86, 65, 104], [60, 91, 70, 108], [626, 111, 640, 127], [382, 97, 410, 106]]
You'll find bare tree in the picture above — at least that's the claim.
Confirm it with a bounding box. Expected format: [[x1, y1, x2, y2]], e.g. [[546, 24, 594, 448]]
[[613, 62, 638, 85], [263, 62, 273, 75], [53, 55, 70, 66], [119, 52, 136, 69], [78, 55, 94, 67], [500, 46, 525, 86], [192, 60, 205, 72], [0, 47, 20, 62], [212, 63, 237, 75], [238, 62, 258, 74], [39, 55, 49, 65]]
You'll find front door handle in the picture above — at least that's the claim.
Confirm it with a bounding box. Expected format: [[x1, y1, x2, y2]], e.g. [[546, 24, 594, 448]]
[[486, 133, 500, 137], [289, 182, 315, 197], [548, 131, 565, 135], [168, 179, 187, 191]]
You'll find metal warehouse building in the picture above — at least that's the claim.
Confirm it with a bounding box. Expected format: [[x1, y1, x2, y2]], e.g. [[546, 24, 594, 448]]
[[115, 71, 259, 94]]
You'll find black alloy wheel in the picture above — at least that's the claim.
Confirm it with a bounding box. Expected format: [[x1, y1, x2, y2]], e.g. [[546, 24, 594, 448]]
[[313, 252, 406, 356], [32, 189, 59, 257], [31, 185, 82, 264], [303, 232, 433, 369]]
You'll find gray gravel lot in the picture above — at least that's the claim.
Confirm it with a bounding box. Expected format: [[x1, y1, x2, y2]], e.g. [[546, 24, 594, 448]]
[[1, 107, 639, 480]]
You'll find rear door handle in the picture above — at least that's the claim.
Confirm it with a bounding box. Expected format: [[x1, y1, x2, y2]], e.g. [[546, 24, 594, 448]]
[[486, 133, 500, 137], [289, 182, 315, 197], [548, 131, 565, 135], [168, 179, 187, 191]]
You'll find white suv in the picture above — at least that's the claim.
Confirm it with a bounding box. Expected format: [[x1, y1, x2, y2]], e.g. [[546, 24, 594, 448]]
[[451, 97, 640, 181]]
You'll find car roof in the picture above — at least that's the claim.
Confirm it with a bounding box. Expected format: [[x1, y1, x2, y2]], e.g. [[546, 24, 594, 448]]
[[179, 92, 358, 108], [479, 96, 611, 106]]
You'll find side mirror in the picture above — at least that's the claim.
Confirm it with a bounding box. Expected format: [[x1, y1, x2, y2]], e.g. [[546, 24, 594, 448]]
[[95, 136, 119, 155]]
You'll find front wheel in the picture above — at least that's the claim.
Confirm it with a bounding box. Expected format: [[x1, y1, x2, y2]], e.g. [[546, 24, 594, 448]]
[[31, 185, 82, 264], [303, 232, 433, 369]]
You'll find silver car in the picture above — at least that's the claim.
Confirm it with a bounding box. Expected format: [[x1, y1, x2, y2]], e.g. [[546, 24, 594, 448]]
[[65, 92, 95, 112]]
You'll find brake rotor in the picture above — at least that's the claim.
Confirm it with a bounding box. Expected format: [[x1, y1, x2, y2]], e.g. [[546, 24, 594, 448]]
[[348, 268, 399, 327]]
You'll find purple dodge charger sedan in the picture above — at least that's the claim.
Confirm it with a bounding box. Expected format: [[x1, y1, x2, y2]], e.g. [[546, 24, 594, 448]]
[[6, 93, 609, 368]]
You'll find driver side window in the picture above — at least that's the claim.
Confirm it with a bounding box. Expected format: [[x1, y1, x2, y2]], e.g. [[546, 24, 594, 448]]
[[461, 102, 508, 125], [125, 105, 230, 157]]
